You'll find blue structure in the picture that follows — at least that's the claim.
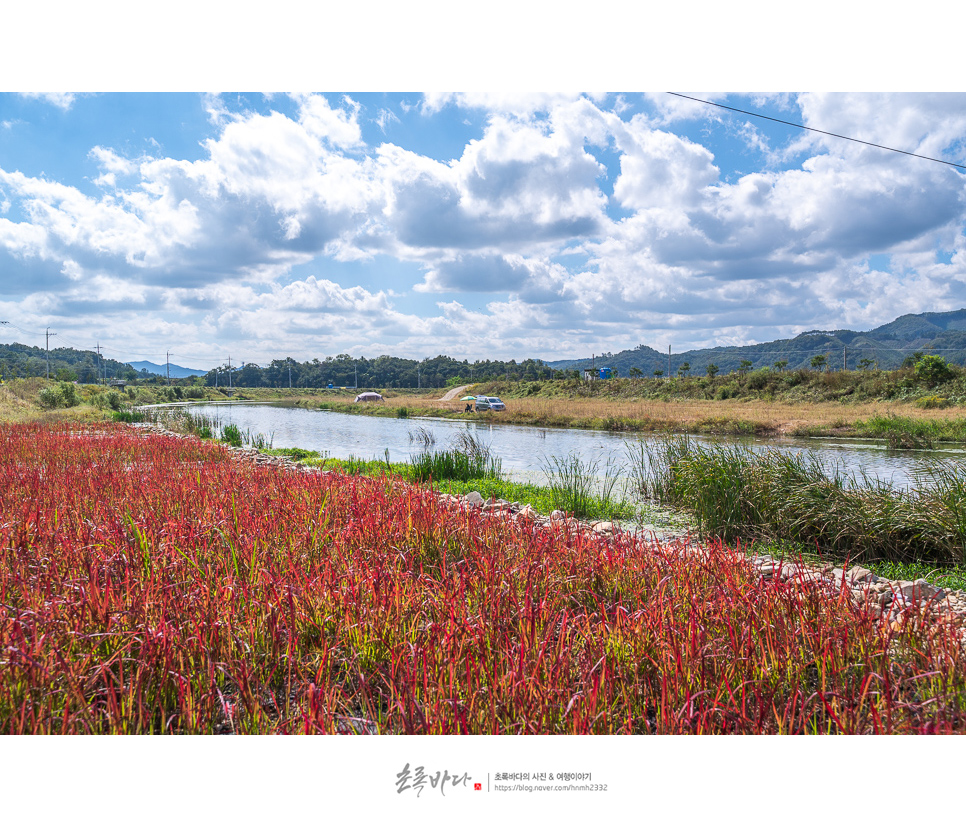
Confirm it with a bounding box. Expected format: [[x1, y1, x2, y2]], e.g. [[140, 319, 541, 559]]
[[599, 367, 612, 379]]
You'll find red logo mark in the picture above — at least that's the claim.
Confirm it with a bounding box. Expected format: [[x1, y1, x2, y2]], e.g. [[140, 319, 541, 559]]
[[474, 783, 482, 791]]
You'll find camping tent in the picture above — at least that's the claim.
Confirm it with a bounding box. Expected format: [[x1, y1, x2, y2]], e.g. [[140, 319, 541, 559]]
[[354, 392, 385, 402]]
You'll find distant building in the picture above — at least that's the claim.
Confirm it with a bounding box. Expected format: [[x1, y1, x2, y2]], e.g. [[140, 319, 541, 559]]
[[584, 367, 613, 380]]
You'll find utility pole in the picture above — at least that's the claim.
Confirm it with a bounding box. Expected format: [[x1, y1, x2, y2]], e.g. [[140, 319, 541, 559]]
[[166, 351, 171, 386], [668, 345, 671, 380], [354, 363, 358, 388], [45, 327, 57, 380], [288, 360, 292, 389], [844, 346, 847, 372], [227, 355, 232, 389], [95, 342, 102, 383]]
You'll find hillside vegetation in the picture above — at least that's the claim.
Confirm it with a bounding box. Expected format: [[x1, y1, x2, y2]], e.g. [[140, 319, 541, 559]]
[[476, 357, 966, 407], [550, 308, 966, 376]]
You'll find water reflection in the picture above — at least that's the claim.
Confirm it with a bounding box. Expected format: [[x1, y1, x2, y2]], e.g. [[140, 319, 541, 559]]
[[170, 401, 966, 490]]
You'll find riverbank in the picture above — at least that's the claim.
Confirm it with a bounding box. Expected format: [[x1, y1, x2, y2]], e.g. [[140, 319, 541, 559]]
[[10, 371, 966, 444]]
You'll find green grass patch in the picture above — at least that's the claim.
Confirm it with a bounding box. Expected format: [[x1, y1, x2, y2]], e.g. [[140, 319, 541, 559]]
[[264, 446, 633, 520]]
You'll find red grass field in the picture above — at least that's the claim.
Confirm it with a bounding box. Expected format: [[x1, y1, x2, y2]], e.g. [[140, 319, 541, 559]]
[[2, 422, 965, 733]]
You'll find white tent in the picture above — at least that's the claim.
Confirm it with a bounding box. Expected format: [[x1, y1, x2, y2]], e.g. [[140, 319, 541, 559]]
[[354, 392, 385, 402]]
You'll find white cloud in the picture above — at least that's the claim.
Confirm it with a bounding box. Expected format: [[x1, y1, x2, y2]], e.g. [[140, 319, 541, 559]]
[[292, 93, 364, 149], [19, 92, 77, 109], [421, 92, 604, 116]]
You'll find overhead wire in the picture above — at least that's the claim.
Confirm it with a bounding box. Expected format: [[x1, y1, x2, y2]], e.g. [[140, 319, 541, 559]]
[[666, 92, 966, 171]]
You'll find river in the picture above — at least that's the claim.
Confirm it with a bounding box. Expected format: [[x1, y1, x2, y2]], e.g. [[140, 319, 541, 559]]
[[152, 401, 966, 490]]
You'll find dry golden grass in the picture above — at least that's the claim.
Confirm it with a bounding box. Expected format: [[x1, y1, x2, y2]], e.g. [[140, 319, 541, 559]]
[[0, 378, 107, 424], [0, 378, 47, 422], [504, 397, 966, 430], [371, 391, 966, 436]]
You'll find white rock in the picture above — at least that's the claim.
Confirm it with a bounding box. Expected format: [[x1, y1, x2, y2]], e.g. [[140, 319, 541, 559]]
[[464, 491, 484, 508]]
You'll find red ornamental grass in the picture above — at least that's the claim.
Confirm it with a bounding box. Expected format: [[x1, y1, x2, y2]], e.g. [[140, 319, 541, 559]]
[[1, 421, 965, 734]]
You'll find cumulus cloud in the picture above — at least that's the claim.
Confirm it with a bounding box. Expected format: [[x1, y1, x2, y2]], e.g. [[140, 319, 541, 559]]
[[19, 92, 77, 109]]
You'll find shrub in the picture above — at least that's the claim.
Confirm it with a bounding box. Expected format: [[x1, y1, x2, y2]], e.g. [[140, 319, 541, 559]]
[[915, 395, 951, 409], [38, 381, 80, 410]]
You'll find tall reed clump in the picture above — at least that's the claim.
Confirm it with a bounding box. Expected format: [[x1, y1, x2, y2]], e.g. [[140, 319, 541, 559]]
[[220, 423, 243, 447], [632, 435, 966, 565], [2, 421, 965, 734], [409, 429, 501, 482], [542, 452, 628, 519]]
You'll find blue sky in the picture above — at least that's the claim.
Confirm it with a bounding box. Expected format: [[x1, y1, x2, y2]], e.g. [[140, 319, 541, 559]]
[[0, 14, 963, 371]]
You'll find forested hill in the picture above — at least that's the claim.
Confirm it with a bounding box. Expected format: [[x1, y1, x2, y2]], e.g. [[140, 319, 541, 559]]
[[546, 309, 966, 377], [0, 343, 137, 382]]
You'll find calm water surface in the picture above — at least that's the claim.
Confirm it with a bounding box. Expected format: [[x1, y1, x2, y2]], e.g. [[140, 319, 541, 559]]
[[164, 402, 966, 490]]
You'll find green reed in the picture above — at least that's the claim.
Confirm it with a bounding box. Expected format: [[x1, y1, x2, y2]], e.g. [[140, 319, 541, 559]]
[[633, 435, 966, 565]]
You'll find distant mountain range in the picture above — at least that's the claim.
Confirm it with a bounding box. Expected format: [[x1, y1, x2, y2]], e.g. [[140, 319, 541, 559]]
[[547, 309, 966, 376], [125, 360, 208, 378]]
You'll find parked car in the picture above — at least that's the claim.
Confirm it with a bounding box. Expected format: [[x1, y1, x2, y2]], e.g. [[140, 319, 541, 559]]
[[476, 396, 505, 412]]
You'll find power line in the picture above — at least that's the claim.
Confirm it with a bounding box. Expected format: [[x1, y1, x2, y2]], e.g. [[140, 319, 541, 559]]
[[666, 92, 966, 172]]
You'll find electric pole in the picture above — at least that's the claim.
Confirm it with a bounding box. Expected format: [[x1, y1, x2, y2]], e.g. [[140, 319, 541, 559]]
[[45, 328, 57, 380], [668, 345, 671, 379], [166, 351, 171, 386], [95, 342, 102, 383], [227, 355, 232, 389], [288, 360, 292, 389]]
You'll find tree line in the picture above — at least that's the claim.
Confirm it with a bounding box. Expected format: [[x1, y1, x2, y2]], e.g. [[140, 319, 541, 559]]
[[204, 354, 558, 389], [0, 343, 137, 383]]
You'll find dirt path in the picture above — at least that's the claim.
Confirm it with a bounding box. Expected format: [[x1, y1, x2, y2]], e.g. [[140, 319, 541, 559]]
[[439, 384, 472, 402]]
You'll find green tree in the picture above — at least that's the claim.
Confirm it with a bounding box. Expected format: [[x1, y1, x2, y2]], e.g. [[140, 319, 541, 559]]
[[858, 358, 875, 371], [773, 360, 788, 372], [628, 367, 643, 378], [677, 362, 690, 377], [915, 354, 955, 386], [738, 360, 753, 376], [810, 354, 828, 372], [653, 368, 664, 378], [706, 364, 719, 380]]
